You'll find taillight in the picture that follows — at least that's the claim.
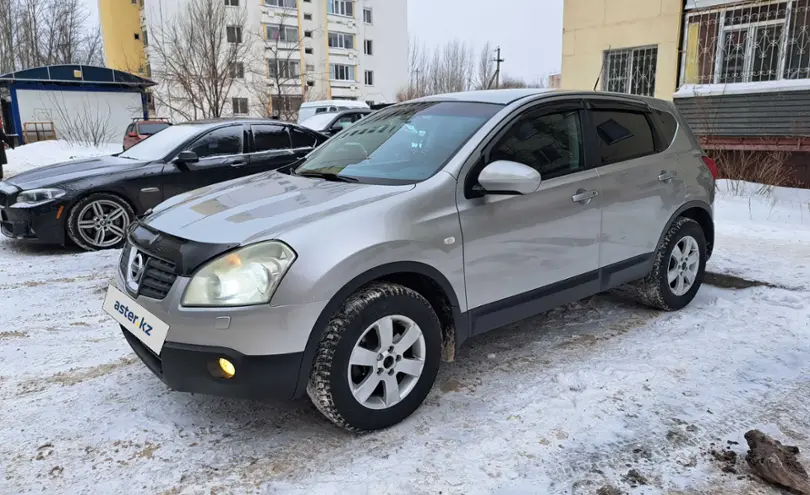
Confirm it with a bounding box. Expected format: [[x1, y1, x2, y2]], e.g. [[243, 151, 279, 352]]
[[702, 155, 718, 180]]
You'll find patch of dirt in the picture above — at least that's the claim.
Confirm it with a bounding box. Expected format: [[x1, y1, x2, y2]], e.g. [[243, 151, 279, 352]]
[[709, 446, 739, 474], [131, 441, 160, 460], [17, 356, 137, 395], [596, 485, 623, 495], [440, 379, 463, 393], [0, 273, 107, 290], [0, 330, 29, 340], [704, 272, 785, 290], [621, 468, 648, 487]]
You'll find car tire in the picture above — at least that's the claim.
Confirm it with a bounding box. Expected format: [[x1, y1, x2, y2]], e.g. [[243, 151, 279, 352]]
[[307, 282, 442, 432], [66, 193, 135, 251], [613, 217, 707, 311]]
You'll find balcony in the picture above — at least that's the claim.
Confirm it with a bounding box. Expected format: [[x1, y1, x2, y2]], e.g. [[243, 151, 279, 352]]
[[678, 0, 810, 94]]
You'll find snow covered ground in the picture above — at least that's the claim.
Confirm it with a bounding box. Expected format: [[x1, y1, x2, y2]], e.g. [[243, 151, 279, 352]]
[[0, 144, 809, 494]]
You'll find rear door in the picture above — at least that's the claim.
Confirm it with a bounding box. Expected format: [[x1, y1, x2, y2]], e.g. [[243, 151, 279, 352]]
[[247, 124, 296, 171], [584, 98, 685, 278]]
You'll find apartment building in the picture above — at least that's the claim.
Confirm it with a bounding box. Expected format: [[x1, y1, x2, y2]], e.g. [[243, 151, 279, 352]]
[[98, 0, 408, 120], [561, 0, 810, 184]]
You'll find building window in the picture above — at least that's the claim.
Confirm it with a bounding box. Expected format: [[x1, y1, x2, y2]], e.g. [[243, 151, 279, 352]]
[[364, 39, 373, 55], [269, 59, 300, 79], [304, 13, 312, 20], [327, 0, 353, 17], [680, 2, 810, 85], [328, 32, 354, 49], [232, 97, 249, 115], [304, 30, 313, 38], [227, 26, 243, 43], [224, 0, 239, 6], [265, 0, 297, 7], [305, 47, 313, 54], [266, 24, 298, 42], [363, 7, 372, 24], [142, 29, 149, 47], [306, 64, 315, 72], [364, 70, 374, 85], [146, 92, 156, 112], [331, 63, 355, 81], [134, 33, 140, 40], [230, 61, 245, 78], [603, 46, 658, 97]]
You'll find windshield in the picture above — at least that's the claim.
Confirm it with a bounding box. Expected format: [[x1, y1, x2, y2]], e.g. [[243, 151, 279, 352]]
[[300, 113, 336, 131], [138, 123, 171, 135], [294, 101, 501, 183], [120, 124, 205, 161]]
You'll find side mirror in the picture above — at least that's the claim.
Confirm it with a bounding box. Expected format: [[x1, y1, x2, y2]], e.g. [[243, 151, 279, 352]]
[[477, 160, 541, 196], [175, 150, 199, 164], [330, 123, 344, 132]]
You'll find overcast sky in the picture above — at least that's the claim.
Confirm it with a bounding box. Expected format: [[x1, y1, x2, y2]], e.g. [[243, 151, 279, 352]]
[[84, 0, 563, 81]]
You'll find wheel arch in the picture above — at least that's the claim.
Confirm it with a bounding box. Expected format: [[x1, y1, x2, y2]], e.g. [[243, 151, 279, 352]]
[[657, 201, 714, 259], [293, 261, 466, 398]]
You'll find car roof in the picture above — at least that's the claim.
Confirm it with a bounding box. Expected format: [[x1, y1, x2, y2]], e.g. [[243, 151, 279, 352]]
[[414, 88, 559, 105], [176, 118, 295, 128], [300, 100, 369, 108]]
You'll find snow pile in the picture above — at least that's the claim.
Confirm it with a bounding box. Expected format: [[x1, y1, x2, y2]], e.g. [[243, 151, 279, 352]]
[[4, 140, 120, 178]]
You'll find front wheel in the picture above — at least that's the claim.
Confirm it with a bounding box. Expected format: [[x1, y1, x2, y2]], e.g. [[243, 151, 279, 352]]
[[66, 193, 134, 251], [307, 283, 442, 432]]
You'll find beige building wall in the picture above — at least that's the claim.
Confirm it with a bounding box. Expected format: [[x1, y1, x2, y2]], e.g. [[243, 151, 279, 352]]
[[561, 0, 683, 100]]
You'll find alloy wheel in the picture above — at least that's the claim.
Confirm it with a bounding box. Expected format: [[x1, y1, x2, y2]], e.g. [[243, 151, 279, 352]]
[[76, 200, 130, 249], [347, 314, 426, 410], [667, 235, 700, 296]]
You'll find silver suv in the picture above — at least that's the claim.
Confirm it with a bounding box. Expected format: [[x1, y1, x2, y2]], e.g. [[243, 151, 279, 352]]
[[103, 89, 716, 432]]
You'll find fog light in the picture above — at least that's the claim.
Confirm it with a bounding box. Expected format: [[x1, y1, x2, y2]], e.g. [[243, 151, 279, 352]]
[[218, 358, 235, 378]]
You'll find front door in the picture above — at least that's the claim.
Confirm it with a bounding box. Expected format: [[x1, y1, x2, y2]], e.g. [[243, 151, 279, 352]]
[[457, 101, 602, 334], [161, 124, 247, 199]]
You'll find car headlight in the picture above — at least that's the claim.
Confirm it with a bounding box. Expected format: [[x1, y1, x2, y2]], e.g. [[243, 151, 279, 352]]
[[182, 241, 296, 307], [12, 188, 66, 207]]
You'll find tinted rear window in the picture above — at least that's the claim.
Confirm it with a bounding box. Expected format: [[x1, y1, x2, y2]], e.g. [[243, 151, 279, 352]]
[[138, 123, 170, 135], [592, 110, 656, 165], [651, 109, 678, 148]]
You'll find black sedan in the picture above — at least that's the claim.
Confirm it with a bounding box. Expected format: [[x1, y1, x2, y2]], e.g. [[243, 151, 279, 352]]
[[0, 119, 327, 251], [299, 109, 373, 137]]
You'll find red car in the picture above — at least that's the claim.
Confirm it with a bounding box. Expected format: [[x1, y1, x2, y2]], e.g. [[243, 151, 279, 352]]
[[123, 119, 171, 150]]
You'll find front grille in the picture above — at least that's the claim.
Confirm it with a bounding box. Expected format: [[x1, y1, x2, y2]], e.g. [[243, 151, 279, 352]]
[[140, 257, 177, 299], [120, 242, 178, 300]]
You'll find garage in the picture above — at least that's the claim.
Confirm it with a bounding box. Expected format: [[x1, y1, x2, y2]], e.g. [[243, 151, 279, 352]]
[[0, 64, 154, 145]]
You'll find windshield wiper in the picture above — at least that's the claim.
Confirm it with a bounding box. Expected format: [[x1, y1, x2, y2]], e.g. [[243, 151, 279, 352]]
[[296, 171, 359, 183]]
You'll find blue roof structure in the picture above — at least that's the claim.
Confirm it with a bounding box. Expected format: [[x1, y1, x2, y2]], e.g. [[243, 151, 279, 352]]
[[0, 64, 155, 88]]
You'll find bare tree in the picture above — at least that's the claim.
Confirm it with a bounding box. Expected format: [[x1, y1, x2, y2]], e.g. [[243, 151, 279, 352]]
[[259, 10, 309, 121], [475, 41, 495, 90], [397, 39, 479, 101], [147, 0, 256, 120], [45, 92, 117, 147], [1, 0, 102, 72]]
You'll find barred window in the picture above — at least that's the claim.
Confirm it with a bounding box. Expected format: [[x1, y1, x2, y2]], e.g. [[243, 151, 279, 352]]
[[603, 46, 658, 97]]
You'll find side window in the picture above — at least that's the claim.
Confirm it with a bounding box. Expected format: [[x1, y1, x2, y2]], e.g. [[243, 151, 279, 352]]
[[651, 109, 678, 149], [592, 110, 656, 165], [188, 126, 243, 159], [315, 107, 328, 114], [337, 115, 355, 126], [251, 124, 290, 152], [489, 110, 584, 181], [290, 127, 318, 148]]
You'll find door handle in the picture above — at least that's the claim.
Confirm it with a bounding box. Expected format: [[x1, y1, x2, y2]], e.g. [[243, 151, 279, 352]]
[[228, 159, 247, 167], [572, 188, 598, 204], [658, 170, 677, 183]]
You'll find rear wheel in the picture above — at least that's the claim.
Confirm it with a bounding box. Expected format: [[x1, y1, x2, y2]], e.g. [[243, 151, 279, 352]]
[[66, 193, 134, 251], [307, 282, 442, 432], [613, 217, 707, 311]]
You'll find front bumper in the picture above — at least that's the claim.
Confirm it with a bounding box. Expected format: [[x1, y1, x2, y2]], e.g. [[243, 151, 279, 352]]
[[122, 326, 304, 400], [0, 202, 66, 244]]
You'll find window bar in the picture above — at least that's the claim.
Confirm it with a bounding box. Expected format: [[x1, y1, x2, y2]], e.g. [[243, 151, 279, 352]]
[[713, 11, 727, 83]]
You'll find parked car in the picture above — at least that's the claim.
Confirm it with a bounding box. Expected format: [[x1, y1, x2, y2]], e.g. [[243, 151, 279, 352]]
[[123, 119, 172, 150], [300, 109, 373, 137], [297, 99, 370, 123], [0, 119, 327, 250], [103, 89, 716, 432]]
